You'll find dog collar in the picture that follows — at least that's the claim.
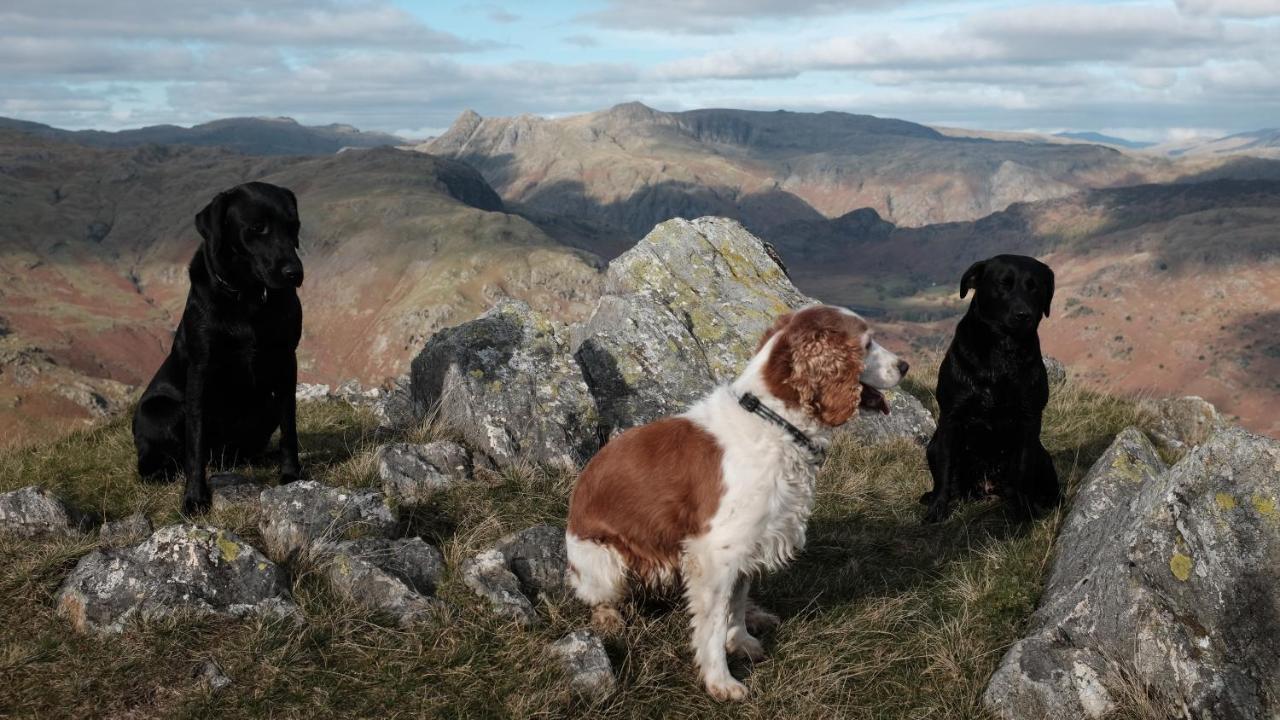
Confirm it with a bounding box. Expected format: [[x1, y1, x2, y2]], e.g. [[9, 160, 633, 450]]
[[212, 271, 268, 304], [738, 392, 826, 464]]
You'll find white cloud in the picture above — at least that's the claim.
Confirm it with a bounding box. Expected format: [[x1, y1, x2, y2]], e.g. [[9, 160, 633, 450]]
[[1175, 0, 1280, 17]]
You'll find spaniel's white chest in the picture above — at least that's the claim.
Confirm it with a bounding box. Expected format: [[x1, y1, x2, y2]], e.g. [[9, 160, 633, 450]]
[[752, 455, 818, 573]]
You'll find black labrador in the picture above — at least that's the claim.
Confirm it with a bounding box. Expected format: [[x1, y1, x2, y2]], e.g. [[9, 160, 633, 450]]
[[922, 254, 1058, 524], [132, 182, 305, 514]]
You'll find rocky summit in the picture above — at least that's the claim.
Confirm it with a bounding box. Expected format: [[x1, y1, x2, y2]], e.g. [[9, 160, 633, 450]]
[[408, 216, 935, 468], [984, 426, 1280, 719]]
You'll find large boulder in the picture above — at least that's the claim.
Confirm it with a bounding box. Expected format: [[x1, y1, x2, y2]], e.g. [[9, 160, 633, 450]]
[[409, 299, 600, 469], [984, 426, 1280, 719], [839, 389, 936, 446], [377, 440, 484, 506], [549, 630, 616, 702], [462, 524, 568, 625], [56, 524, 297, 634], [1140, 395, 1225, 451], [258, 480, 397, 562], [571, 217, 807, 432], [0, 486, 89, 538], [323, 537, 445, 625]]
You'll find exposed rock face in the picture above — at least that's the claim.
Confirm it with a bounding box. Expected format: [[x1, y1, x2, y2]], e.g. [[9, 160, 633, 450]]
[[323, 537, 445, 625], [378, 441, 482, 506], [462, 525, 568, 625], [295, 383, 331, 402], [372, 375, 415, 431], [99, 513, 152, 547], [258, 480, 397, 561], [0, 485, 88, 538], [1043, 356, 1068, 386], [984, 427, 1280, 719], [1140, 395, 1225, 450], [210, 473, 267, 511], [838, 389, 936, 446], [550, 630, 616, 702], [409, 300, 600, 469], [572, 217, 805, 433], [56, 524, 297, 634]]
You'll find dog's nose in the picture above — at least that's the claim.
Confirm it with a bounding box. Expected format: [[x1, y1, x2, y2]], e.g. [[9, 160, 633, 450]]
[[281, 264, 304, 287], [1013, 309, 1032, 322], [897, 359, 910, 377]]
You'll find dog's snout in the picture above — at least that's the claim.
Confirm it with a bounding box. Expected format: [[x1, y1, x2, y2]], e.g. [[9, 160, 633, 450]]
[[1012, 309, 1032, 322], [281, 264, 304, 287], [897, 359, 910, 377]]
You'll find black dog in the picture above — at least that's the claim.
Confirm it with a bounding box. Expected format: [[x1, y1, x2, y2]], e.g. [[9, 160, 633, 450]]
[[132, 182, 305, 514], [922, 254, 1058, 524]]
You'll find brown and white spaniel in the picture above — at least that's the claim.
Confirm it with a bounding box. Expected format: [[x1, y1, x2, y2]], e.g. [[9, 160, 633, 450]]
[[565, 304, 908, 701]]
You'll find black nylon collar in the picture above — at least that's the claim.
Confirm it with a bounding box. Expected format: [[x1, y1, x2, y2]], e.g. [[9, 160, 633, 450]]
[[738, 392, 826, 464], [212, 271, 267, 304]]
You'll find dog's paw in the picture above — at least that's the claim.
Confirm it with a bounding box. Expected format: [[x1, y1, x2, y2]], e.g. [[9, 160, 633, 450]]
[[745, 604, 780, 635], [590, 605, 625, 636], [918, 490, 935, 505], [705, 676, 749, 702], [279, 471, 301, 485], [182, 491, 212, 516], [922, 503, 952, 524], [727, 634, 767, 663]]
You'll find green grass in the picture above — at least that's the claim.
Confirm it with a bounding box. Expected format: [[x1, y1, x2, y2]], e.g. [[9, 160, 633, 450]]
[[0, 373, 1147, 719]]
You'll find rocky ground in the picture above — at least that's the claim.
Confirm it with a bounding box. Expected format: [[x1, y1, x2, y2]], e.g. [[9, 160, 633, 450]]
[[2, 219, 1275, 719]]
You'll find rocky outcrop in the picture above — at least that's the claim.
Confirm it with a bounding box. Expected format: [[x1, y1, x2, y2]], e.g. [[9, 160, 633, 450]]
[[838, 389, 936, 446], [984, 426, 1280, 719], [377, 441, 484, 506], [56, 524, 297, 634], [1140, 395, 1225, 451], [1043, 356, 1067, 386], [409, 299, 600, 469], [372, 375, 415, 431], [550, 630, 616, 702], [258, 481, 397, 561], [323, 537, 445, 625], [462, 525, 568, 625], [0, 485, 89, 538], [99, 513, 152, 547], [572, 217, 805, 433], [210, 473, 267, 511]]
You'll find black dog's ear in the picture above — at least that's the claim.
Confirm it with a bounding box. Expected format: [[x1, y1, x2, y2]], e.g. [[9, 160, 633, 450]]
[[195, 191, 228, 245], [960, 260, 986, 299], [1042, 265, 1055, 318]]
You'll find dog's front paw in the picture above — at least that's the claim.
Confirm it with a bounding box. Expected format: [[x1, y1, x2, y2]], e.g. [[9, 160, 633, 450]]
[[705, 675, 749, 702], [182, 490, 212, 515], [918, 490, 935, 505], [279, 471, 301, 485], [745, 604, 780, 635], [922, 502, 952, 524]]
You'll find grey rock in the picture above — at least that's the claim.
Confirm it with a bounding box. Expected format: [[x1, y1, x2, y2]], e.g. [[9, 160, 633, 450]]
[[295, 383, 331, 402], [194, 659, 232, 692], [378, 441, 479, 506], [258, 480, 397, 562], [550, 630, 616, 702], [983, 427, 1280, 720], [323, 537, 445, 625], [335, 379, 381, 406], [1140, 395, 1225, 450], [572, 217, 811, 433], [462, 524, 568, 625], [1043, 356, 1068, 386], [210, 473, 266, 511], [372, 375, 415, 431], [56, 524, 297, 634], [100, 513, 152, 547], [410, 300, 600, 469], [0, 485, 88, 538], [839, 389, 936, 446]]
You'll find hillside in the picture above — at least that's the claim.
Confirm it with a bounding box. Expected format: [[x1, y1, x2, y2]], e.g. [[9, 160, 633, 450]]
[[0, 116, 405, 156], [1156, 128, 1280, 160], [419, 103, 1276, 254], [0, 130, 601, 447], [771, 180, 1280, 437]]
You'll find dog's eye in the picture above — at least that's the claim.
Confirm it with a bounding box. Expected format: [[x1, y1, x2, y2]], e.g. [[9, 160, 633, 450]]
[[250, 223, 269, 235]]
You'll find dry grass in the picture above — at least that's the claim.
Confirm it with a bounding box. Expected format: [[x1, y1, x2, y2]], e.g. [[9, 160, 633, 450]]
[[0, 370, 1145, 720]]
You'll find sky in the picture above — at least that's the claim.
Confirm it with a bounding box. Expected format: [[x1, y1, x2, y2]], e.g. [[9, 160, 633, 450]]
[[1, 0, 1278, 142]]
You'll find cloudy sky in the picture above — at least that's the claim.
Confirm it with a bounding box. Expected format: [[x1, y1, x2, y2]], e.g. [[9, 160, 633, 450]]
[[2, 0, 1278, 141]]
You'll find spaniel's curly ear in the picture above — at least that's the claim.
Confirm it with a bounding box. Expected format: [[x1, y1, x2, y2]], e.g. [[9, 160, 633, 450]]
[[757, 312, 794, 352], [788, 324, 864, 427]]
